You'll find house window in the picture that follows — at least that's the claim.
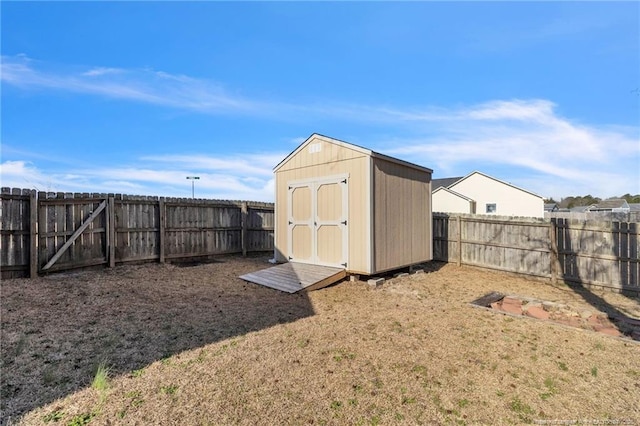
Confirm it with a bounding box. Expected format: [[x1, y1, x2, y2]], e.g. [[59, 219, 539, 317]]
[[486, 203, 497, 214]]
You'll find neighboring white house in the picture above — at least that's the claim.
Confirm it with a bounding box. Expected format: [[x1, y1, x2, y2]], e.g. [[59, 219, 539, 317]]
[[588, 199, 630, 213], [432, 171, 544, 218]]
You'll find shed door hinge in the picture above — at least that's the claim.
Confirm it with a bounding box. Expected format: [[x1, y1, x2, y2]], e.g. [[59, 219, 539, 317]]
[[341, 220, 347, 226], [341, 179, 347, 184], [341, 262, 347, 268]]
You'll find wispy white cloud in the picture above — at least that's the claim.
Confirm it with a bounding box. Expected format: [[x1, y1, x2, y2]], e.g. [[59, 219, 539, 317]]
[[141, 153, 286, 178], [1, 55, 265, 115], [82, 67, 125, 77], [2, 56, 638, 200], [377, 99, 639, 198], [0, 154, 278, 201]]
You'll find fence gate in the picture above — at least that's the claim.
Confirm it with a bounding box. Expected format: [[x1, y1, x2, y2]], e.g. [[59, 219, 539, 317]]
[[38, 194, 109, 273]]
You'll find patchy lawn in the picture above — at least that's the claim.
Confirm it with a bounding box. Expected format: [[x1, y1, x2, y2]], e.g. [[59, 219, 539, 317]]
[[2, 255, 639, 425]]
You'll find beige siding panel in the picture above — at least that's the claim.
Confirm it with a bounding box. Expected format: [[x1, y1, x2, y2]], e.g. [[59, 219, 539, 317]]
[[373, 158, 432, 272], [317, 225, 342, 265], [292, 186, 312, 221], [275, 156, 369, 273], [433, 189, 474, 213], [291, 225, 312, 260], [317, 183, 341, 221]]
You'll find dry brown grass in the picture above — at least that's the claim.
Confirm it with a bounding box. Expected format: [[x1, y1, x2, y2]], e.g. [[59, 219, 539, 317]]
[[2, 255, 639, 425]]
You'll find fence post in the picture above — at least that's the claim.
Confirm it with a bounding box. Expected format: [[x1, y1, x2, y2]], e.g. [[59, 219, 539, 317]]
[[29, 190, 38, 278], [241, 202, 248, 257], [549, 219, 559, 283], [457, 215, 462, 266], [159, 198, 165, 263], [108, 196, 116, 268]]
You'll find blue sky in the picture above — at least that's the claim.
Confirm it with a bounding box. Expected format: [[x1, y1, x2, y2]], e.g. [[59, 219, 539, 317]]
[[2, 1, 639, 202]]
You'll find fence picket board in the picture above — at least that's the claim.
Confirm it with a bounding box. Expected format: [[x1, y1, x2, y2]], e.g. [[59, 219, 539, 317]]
[[630, 223, 639, 289], [620, 222, 629, 287]]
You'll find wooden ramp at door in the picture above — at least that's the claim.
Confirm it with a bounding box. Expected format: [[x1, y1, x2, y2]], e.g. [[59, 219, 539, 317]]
[[239, 262, 347, 293]]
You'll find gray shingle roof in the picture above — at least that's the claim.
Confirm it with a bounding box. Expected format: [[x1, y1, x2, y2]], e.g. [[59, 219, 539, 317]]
[[544, 203, 558, 211], [432, 177, 463, 191], [592, 198, 628, 210]]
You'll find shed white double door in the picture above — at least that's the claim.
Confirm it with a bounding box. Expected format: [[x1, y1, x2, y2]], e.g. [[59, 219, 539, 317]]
[[287, 175, 348, 269]]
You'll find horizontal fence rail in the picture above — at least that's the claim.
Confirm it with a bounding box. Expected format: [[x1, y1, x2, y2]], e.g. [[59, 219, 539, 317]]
[[433, 213, 639, 294], [0, 188, 274, 279]]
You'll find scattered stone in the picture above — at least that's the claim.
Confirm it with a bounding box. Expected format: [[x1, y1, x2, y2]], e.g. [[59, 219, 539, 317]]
[[594, 311, 609, 320], [542, 301, 561, 312], [521, 301, 542, 313], [579, 310, 593, 319], [587, 315, 602, 326], [394, 272, 409, 279], [412, 269, 424, 274]]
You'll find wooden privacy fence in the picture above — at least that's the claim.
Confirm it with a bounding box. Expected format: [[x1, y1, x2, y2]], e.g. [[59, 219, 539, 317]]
[[3, 187, 638, 294], [433, 213, 639, 294], [0, 188, 274, 279]]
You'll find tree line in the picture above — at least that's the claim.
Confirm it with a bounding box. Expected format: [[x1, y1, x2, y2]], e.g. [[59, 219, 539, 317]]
[[544, 194, 640, 209]]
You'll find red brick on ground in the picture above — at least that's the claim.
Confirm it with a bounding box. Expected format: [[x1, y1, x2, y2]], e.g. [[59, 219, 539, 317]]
[[524, 306, 550, 320], [594, 325, 622, 337], [501, 297, 523, 315], [587, 315, 602, 327]]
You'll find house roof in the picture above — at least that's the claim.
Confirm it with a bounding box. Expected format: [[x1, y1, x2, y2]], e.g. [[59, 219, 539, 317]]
[[591, 198, 629, 210], [544, 203, 558, 211], [432, 177, 464, 191], [570, 205, 593, 213], [447, 171, 544, 199], [432, 186, 475, 201], [629, 203, 640, 212], [273, 133, 433, 174]]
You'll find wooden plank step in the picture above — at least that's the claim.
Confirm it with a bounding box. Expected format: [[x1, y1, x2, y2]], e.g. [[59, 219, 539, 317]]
[[240, 262, 347, 293]]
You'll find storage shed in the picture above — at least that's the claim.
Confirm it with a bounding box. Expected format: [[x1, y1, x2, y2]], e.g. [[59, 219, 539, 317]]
[[273, 133, 433, 275]]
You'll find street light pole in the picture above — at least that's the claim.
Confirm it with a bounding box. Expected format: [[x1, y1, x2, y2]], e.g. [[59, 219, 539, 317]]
[[186, 176, 200, 199]]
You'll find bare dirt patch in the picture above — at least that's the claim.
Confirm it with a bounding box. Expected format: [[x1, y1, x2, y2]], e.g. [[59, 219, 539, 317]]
[[2, 256, 639, 425]]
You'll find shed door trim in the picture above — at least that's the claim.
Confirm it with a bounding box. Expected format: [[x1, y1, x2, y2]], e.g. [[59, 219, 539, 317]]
[[287, 174, 349, 269]]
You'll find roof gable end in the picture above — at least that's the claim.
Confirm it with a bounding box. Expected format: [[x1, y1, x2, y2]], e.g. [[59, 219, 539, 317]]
[[433, 186, 475, 201], [449, 171, 543, 199], [274, 133, 433, 174], [273, 133, 371, 172]]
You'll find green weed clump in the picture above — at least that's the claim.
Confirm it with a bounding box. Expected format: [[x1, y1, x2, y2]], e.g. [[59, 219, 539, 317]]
[[92, 363, 110, 392], [92, 362, 111, 408]]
